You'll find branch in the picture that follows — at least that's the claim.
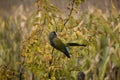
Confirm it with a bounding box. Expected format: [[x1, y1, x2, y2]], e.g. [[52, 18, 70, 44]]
[[61, 0, 76, 32], [53, 18, 58, 32], [48, 48, 54, 79], [39, 16, 46, 36], [49, 48, 54, 65]]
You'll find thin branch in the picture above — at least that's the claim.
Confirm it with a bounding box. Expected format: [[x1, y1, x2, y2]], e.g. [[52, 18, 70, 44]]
[[19, 67, 23, 80], [49, 48, 54, 65], [53, 17, 58, 32], [39, 16, 46, 36], [61, 0, 76, 32], [48, 48, 54, 79]]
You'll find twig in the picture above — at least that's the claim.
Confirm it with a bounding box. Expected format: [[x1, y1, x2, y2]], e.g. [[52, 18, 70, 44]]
[[53, 18, 58, 32], [49, 48, 54, 65], [19, 67, 23, 80], [39, 16, 46, 36], [48, 48, 54, 79], [61, 0, 75, 32], [19, 56, 25, 80]]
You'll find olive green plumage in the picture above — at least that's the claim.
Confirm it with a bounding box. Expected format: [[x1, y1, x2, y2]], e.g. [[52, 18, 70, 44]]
[[49, 31, 70, 58]]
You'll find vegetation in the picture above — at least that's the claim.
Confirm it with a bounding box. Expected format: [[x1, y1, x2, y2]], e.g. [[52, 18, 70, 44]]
[[0, 0, 120, 80]]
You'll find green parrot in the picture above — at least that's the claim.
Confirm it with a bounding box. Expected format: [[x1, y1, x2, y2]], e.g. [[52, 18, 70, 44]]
[[49, 31, 70, 58]]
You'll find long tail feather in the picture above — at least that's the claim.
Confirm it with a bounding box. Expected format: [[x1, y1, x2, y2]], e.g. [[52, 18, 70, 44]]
[[66, 43, 86, 47]]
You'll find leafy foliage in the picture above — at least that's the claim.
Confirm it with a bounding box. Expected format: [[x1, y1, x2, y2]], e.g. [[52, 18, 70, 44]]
[[21, 0, 120, 80], [0, 0, 120, 80]]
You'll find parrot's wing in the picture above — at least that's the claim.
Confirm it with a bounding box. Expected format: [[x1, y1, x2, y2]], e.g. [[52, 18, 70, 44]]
[[53, 37, 70, 58], [53, 37, 66, 52]]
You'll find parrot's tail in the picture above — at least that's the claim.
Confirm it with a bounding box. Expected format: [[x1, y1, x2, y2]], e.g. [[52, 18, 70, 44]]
[[64, 51, 70, 58], [66, 43, 86, 47]]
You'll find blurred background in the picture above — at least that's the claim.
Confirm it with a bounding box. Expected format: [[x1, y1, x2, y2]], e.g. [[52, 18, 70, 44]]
[[0, 0, 120, 80], [0, 0, 120, 16]]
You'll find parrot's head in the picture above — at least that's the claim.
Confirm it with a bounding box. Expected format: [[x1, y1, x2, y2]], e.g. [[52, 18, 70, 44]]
[[49, 31, 57, 40]]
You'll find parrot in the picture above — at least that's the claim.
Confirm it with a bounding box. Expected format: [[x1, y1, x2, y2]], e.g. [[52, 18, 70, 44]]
[[49, 31, 70, 58]]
